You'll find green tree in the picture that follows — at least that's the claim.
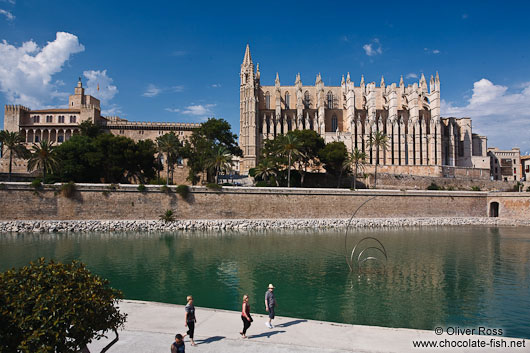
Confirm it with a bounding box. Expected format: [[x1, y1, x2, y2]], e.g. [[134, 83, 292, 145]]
[[208, 146, 233, 183], [156, 133, 182, 185], [347, 148, 367, 190], [0, 130, 27, 182], [0, 258, 127, 352], [368, 131, 390, 189], [78, 120, 102, 138], [288, 130, 325, 186], [182, 118, 241, 184], [278, 134, 301, 187], [319, 141, 349, 187], [254, 159, 279, 186], [27, 140, 59, 182]]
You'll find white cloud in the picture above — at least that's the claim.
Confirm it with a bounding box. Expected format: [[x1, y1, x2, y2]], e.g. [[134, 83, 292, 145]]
[[0, 0, 16, 4], [143, 84, 183, 97], [441, 79, 530, 151], [182, 104, 215, 116], [0, 8, 14, 20], [0, 32, 85, 107], [424, 48, 440, 54], [165, 108, 180, 113], [143, 83, 161, 97], [83, 69, 119, 115], [363, 39, 382, 56], [405, 73, 418, 79], [211, 83, 221, 88], [83, 69, 118, 103]]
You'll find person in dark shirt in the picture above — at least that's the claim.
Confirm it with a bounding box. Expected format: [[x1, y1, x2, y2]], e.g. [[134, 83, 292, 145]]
[[264, 284, 276, 329], [185, 295, 197, 346], [171, 334, 185, 353]]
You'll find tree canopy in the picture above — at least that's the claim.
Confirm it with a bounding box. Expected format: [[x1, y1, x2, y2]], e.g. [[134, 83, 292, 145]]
[[0, 258, 126, 352]]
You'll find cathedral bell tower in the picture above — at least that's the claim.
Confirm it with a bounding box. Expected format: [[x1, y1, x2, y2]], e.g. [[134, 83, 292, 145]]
[[239, 44, 260, 173]]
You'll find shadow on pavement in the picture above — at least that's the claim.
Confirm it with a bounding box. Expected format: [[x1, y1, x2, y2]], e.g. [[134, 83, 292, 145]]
[[195, 336, 225, 344], [248, 330, 286, 339], [276, 319, 308, 328]]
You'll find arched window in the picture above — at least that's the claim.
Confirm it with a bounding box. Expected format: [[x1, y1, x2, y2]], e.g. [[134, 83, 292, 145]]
[[332, 115, 338, 132], [265, 92, 270, 109], [70, 115, 77, 123], [285, 92, 290, 109], [303, 91, 311, 108], [327, 91, 334, 109]]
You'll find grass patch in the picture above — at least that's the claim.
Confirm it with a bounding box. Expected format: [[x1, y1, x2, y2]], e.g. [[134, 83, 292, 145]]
[[471, 186, 481, 191], [137, 184, 146, 192], [31, 179, 43, 190], [175, 184, 190, 199], [206, 183, 222, 191], [61, 182, 76, 198]]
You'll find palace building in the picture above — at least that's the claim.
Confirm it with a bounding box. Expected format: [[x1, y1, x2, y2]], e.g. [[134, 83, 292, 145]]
[[1, 79, 200, 178], [239, 45, 490, 178]]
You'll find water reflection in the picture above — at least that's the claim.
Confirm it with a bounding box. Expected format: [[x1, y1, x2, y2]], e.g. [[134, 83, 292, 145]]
[[0, 226, 529, 339]]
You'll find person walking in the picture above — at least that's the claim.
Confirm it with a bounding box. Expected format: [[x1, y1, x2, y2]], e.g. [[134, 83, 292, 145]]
[[264, 284, 276, 329], [170, 333, 185, 353], [240, 294, 253, 338], [184, 295, 197, 346]]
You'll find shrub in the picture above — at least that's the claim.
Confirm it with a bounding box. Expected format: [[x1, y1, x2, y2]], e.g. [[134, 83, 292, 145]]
[[471, 186, 481, 191], [0, 183, 6, 190], [61, 181, 76, 198], [248, 168, 256, 177], [108, 183, 118, 191], [206, 183, 222, 191], [160, 185, 170, 193], [255, 181, 269, 187], [0, 258, 127, 352], [137, 184, 146, 192], [513, 182, 522, 192], [149, 177, 166, 185], [446, 185, 455, 191], [159, 209, 175, 222], [426, 182, 442, 190], [175, 184, 190, 199], [30, 178, 42, 190]]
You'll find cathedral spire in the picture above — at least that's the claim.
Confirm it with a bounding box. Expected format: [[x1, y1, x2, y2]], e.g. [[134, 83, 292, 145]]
[[360, 75, 365, 86], [275, 72, 280, 87], [380, 75, 385, 87], [242, 44, 252, 66], [399, 75, 404, 87], [346, 72, 351, 83]]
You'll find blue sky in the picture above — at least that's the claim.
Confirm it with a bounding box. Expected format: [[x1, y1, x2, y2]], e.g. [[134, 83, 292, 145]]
[[1, 0, 529, 153]]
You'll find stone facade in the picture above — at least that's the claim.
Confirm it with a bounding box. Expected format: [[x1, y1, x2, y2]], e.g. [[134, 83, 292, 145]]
[[520, 155, 529, 181], [239, 45, 490, 176], [1, 79, 199, 182], [488, 147, 522, 181]]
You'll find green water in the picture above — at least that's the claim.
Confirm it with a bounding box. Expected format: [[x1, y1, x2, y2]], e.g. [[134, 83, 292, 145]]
[[1, 226, 529, 339]]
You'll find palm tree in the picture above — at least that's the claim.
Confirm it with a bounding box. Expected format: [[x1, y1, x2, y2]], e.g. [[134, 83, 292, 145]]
[[0, 130, 27, 182], [254, 159, 278, 186], [27, 140, 58, 182], [368, 131, 390, 189], [156, 133, 181, 185], [209, 146, 233, 184], [279, 134, 301, 187], [348, 148, 367, 190]]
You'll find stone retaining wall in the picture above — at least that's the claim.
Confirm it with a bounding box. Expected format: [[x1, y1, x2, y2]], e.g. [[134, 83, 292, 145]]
[[0, 183, 527, 222]]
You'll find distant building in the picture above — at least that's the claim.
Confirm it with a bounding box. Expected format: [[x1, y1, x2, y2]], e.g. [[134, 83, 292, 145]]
[[239, 44, 490, 179], [521, 155, 530, 181], [2, 78, 200, 182], [488, 147, 521, 181]]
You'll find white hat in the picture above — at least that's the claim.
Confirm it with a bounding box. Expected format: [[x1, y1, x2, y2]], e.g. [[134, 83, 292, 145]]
[[268, 283, 275, 289]]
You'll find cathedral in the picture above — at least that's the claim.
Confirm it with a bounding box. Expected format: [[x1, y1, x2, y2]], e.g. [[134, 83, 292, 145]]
[[239, 45, 489, 178]]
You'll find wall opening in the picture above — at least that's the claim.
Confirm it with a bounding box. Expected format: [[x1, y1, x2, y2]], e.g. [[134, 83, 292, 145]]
[[489, 201, 499, 217]]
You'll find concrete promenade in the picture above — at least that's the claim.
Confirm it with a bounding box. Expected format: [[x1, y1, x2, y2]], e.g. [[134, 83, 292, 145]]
[[87, 300, 529, 353]]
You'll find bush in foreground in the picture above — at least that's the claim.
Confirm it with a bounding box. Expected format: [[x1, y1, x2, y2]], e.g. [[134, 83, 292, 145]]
[[61, 181, 76, 198], [0, 258, 127, 352], [160, 209, 175, 222]]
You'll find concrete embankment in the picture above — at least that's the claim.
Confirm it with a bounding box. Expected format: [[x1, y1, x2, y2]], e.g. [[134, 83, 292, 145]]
[[87, 300, 529, 353], [1, 217, 530, 233]]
